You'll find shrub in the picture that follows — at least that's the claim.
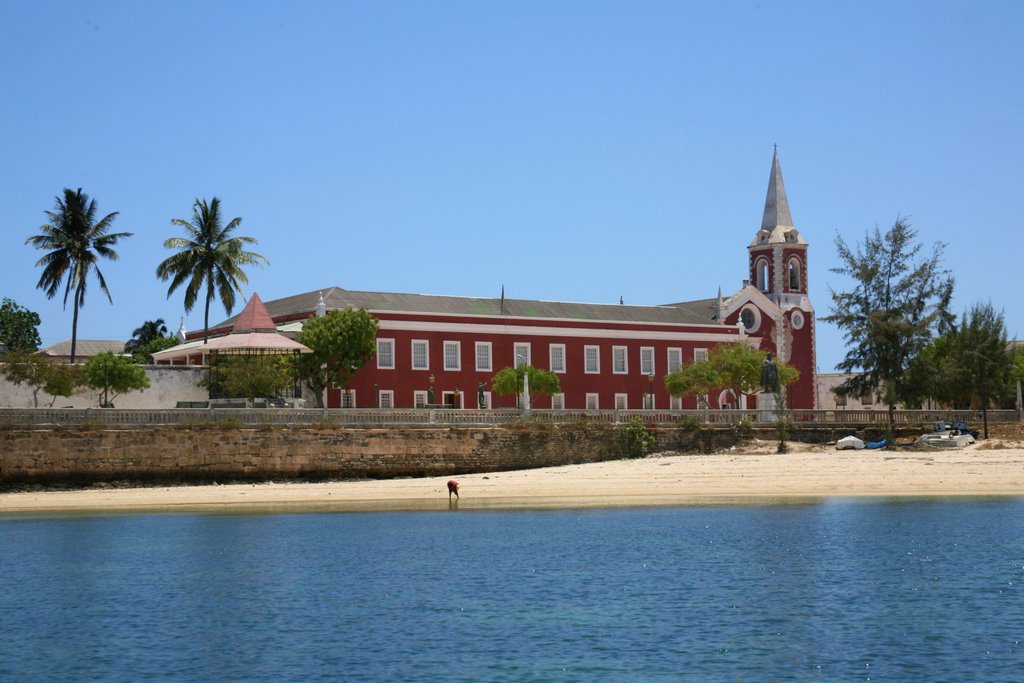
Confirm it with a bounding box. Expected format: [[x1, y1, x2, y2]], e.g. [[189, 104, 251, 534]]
[[620, 416, 657, 458]]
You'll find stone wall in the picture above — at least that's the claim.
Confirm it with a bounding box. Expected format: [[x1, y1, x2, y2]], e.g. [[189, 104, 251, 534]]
[[0, 365, 208, 409], [0, 422, 643, 486], [0, 421, 927, 487]]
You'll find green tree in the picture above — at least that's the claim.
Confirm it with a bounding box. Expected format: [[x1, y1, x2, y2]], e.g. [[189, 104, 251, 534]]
[[124, 319, 179, 363], [134, 335, 181, 364], [2, 351, 81, 407], [822, 218, 954, 425], [0, 298, 42, 352], [490, 365, 561, 407], [664, 357, 720, 408], [124, 319, 168, 354], [208, 356, 292, 401], [664, 343, 798, 408], [156, 198, 268, 343], [910, 302, 1016, 416], [81, 351, 150, 407], [295, 308, 379, 408], [26, 188, 133, 363]]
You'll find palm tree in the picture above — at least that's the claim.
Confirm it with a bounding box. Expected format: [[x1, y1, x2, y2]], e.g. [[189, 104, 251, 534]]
[[156, 197, 268, 342], [26, 188, 133, 363], [124, 318, 169, 354]]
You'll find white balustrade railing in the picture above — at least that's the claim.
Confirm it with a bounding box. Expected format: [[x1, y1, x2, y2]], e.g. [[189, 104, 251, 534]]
[[0, 407, 1017, 428]]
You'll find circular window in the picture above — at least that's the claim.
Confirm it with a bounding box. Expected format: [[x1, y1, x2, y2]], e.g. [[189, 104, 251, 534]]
[[740, 306, 760, 332], [791, 311, 805, 329]]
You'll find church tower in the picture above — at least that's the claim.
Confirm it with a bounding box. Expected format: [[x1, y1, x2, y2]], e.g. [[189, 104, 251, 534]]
[[745, 148, 816, 408], [748, 148, 810, 309]]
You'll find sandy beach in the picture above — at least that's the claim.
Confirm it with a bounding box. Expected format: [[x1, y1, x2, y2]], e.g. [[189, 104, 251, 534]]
[[3, 438, 1023, 514]]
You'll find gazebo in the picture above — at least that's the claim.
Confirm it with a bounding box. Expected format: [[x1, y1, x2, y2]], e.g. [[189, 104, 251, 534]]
[[152, 293, 312, 404]]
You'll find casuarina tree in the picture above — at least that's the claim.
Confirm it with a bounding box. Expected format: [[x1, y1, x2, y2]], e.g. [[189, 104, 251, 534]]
[[822, 217, 954, 426], [26, 188, 133, 363]]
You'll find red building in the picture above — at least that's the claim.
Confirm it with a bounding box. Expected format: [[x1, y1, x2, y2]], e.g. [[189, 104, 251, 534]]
[[178, 150, 816, 410]]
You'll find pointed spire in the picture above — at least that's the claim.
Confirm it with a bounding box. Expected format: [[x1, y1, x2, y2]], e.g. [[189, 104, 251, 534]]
[[231, 293, 277, 333], [316, 291, 327, 318], [716, 287, 723, 320], [177, 317, 187, 341], [760, 146, 794, 230]]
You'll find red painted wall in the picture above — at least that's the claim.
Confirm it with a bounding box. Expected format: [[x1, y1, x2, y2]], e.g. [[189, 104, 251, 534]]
[[328, 321, 743, 409]]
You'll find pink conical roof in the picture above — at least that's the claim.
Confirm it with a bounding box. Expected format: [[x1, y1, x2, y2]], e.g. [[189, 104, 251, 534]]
[[231, 293, 277, 333]]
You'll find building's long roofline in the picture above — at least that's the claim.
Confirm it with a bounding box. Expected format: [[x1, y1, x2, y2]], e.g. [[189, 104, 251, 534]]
[[210, 286, 721, 332]]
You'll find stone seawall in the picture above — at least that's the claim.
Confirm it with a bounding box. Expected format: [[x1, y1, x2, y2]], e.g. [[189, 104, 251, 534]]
[[0, 422, 909, 487], [0, 423, 644, 486]]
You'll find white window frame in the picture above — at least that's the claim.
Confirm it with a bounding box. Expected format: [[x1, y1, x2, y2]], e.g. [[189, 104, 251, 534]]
[[585, 393, 600, 410], [788, 257, 802, 292], [414, 390, 428, 409], [549, 343, 566, 374], [614, 393, 628, 410], [442, 390, 463, 409], [550, 393, 565, 410], [411, 340, 429, 370], [341, 389, 356, 408], [740, 305, 761, 333], [377, 338, 395, 369], [640, 346, 655, 376], [378, 390, 394, 408], [644, 393, 655, 410], [475, 342, 492, 372], [612, 346, 628, 374], [755, 257, 770, 292], [670, 395, 682, 410], [667, 347, 682, 373], [514, 342, 531, 368], [694, 348, 709, 363], [443, 340, 461, 371], [584, 345, 600, 374], [718, 389, 736, 410]]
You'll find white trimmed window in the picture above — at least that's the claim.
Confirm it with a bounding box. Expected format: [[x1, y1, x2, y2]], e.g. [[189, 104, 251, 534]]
[[670, 395, 682, 410], [667, 348, 682, 373], [644, 393, 655, 410], [412, 340, 429, 370], [378, 390, 394, 408], [585, 393, 600, 410], [788, 257, 802, 292], [442, 391, 462, 409], [444, 341, 461, 371], [341, 389, 356, 408], [475, 342, 492, 372], [694, 348, 709, 363], [615, 393, 628, 410], [740, 305, 761, 333], [755, 257, 770, 292], [584, 345, 600, 374], [414, 390, 428, 409], [551, 393, 565, 410], [640, 347, 654, 376], [377, 338, 395, 369], [549, 344, 566, 373], [612, 346, 628, 374], [514, 342, 531, 367]]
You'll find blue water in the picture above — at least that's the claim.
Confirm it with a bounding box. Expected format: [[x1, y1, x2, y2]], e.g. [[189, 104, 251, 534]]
[[2, 499, 1023, 682]]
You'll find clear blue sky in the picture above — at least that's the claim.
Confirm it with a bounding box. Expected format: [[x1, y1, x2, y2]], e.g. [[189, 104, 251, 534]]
[[2, 0, 1021, 373]]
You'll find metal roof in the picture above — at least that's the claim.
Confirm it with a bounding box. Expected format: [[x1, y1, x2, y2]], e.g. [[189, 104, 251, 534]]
[[214, 287, 722, 329], [42, 339, 126, 357]]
